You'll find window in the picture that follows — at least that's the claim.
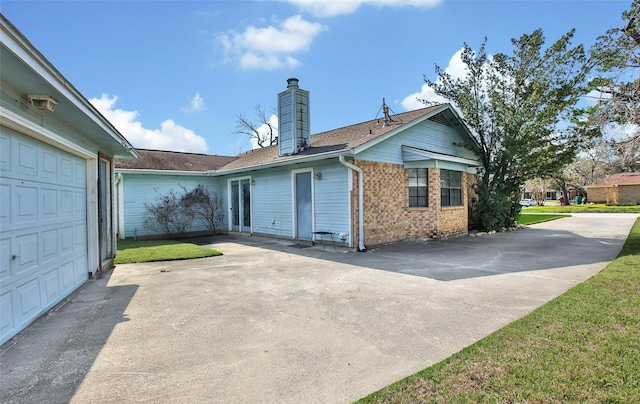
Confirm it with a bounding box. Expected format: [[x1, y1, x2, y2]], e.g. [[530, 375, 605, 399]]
[[408, 168, 428, 207], [440, 169, 462, 207]]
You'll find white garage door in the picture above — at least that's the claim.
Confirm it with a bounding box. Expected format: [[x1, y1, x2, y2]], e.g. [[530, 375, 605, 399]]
[[1, 127, 89, 345]]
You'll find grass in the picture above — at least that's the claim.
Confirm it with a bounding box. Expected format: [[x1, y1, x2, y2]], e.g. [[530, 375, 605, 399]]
[[515, 213, 571, 225], [357, 218, 640, 403], [524, 203, 640, 214], [114, 239, 222, 264]]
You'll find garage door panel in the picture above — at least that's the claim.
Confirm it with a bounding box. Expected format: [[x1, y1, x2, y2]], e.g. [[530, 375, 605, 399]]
[[0, 183, 9, 225], [16, 232, 38, 275], [0, 291, 14, 339], [16, 184, 37, 224], [0, 237, 10, 283], [0, 134, 9, 172], [16, 277, 41, 322], [41, 187, 58, 219], [17, 142, 38, 178], [41, 150, 57, 180], [41, 228, 58, 262], [42, 267, 60, 303], [60, 259, 76, 290]]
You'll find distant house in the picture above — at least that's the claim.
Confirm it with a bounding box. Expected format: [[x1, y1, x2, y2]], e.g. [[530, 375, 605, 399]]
[[116, 79, 481, 250], [1, 15, 136, 344], [586, 172, 640, 204]]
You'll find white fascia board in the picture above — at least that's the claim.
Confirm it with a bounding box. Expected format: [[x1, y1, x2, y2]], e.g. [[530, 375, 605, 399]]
[[115, 168, 210, 176], [351, 104, 451, 155], [1, 17, 137, 158], [402, 145, 481, 166], [210, 149, 348, 177], [1, 106, 95, 159]]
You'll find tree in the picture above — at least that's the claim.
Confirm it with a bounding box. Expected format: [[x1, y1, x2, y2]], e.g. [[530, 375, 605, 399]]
[[233, 104, 278, 148], [581, 1, 640, 154], [181, 184, 225, 234], [424, 29, 596, 231]]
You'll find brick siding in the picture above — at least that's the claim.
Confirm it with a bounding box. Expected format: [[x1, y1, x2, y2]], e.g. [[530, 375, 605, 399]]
[[350, 160, 471, 246]]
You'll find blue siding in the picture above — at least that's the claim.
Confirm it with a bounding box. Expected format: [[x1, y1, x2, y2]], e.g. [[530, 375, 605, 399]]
[[356, 119, 478, 164], [220, 159, 351, 245], [121, 174, 224, 238]]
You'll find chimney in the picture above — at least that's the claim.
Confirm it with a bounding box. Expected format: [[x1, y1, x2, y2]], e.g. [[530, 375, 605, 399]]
[[278, 78, 310, 156]]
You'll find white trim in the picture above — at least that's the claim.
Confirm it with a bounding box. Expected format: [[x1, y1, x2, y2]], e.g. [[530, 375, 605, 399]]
[[115, 168, 210, 176], [115, 173, 126, 240], [339, 156, 366, 251], [1, 106, 95, 159], [291, 168, 315, 240], [227, 176, 252, 233], [86, 158, 99, 275]]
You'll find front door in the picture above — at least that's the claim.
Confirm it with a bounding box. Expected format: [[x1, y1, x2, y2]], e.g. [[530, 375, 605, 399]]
[[230, 178, 251, 232], [294, 171, 312, 240]]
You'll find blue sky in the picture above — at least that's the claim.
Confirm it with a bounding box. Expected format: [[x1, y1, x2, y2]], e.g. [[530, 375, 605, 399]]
[[2, 1, 629, 156]]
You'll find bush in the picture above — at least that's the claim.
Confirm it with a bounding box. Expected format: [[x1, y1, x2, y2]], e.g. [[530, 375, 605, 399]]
[[143, 188, 195, 238], [143, 185, 225, 238], [181, 184, 225, 234]]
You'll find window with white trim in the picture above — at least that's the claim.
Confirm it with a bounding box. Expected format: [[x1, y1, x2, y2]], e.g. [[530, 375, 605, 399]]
[[408, 168, 428, 207], [440, 169, 462, 207]]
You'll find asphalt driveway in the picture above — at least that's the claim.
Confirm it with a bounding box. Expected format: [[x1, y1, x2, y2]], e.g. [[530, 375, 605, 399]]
[[1, 213, 637, 403]]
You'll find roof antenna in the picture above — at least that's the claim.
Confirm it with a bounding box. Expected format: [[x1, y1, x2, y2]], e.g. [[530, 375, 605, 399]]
[[382, 98, 395, 127]]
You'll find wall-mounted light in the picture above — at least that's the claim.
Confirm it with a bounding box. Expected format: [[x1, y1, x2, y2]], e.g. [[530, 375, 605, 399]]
[[313, 173, 322, 180], [251, 179, 256, 185], [28, 95, 58, 112]]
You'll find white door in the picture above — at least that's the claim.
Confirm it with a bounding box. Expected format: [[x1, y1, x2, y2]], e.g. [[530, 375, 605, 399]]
[[0, 128, 89, 345]]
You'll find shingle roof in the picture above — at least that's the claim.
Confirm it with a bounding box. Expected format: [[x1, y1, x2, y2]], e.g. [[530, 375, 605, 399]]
[[115, 149, 236, 172], [587, 172, 640, 187], [217, 104, 446, 172]]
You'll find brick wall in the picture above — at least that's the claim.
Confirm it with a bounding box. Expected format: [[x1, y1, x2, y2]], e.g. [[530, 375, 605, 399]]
[[349, 160, 470, 246], [619, 185, 640, 203], [588, 187, 618, 204]]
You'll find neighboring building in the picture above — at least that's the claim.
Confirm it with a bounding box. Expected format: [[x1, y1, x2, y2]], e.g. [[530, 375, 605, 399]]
[[116, 79, 481, 250], [586, 172, 640, 204], [1, 15, 136, 345]]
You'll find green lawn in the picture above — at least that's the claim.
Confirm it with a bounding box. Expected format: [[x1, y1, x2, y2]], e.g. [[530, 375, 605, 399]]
[[515, 213, 571, 225], [115, 239, 222, 264], [357, 218, 640, 403], [524, 203, 640, 214]]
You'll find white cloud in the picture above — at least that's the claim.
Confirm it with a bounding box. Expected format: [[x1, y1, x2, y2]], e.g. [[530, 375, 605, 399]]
[[215, 15, 326, 70], [286, 0, 441, 18], [250, 114, 279, 149], [181, 93, 206, 113], [90, 94, 209, 153], [401, 48, 468, 110]]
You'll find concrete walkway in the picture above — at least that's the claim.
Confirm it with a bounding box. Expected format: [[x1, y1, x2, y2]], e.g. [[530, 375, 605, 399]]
[[1, 213, 637, 403]]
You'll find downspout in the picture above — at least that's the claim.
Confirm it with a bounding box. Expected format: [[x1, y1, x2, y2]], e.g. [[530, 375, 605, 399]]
[[339, 155, 366, 251]]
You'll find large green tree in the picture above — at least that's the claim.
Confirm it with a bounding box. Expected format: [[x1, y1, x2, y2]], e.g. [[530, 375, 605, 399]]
[[579, 1, 639, 166], [424, 29, 596, 231]]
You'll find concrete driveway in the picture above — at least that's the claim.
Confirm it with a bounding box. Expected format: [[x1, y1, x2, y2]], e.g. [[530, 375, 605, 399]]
[[1, 213, 637, 403]]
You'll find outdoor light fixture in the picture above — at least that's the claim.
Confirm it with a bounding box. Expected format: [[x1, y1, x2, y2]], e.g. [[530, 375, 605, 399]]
[[313, 173, 322, 180], [28, 95, 58, 112]]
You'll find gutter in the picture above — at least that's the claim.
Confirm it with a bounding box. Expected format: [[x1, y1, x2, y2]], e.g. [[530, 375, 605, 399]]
[[339, 155, 366, 252]]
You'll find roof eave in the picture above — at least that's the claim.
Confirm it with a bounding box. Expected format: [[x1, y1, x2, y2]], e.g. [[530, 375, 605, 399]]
[[212, 149, 351, 177]]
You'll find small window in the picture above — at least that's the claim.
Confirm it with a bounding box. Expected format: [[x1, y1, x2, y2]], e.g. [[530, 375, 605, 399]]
[[408, 168, 428, 207], [440, 169, 462, 207]]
